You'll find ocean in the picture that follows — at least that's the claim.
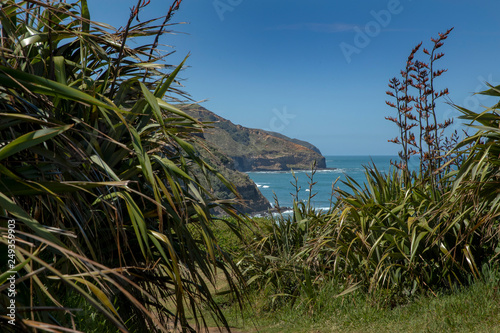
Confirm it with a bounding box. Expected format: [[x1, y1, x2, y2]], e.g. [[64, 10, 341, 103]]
[[246, 155, 398, 210]]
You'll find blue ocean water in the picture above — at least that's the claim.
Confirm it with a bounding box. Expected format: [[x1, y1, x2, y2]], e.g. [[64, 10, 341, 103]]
[[246, 155, 398, 210]]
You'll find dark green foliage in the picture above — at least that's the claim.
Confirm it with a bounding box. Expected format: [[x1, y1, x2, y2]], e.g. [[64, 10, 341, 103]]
[[0, 1, 245, 332]]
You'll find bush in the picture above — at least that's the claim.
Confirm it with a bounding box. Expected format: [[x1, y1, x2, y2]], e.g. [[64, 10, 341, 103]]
[[0, 1, 244, 331]]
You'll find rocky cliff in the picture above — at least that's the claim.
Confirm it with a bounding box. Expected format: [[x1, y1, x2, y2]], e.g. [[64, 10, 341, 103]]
[[192, 140, 271, 214], [180, 104, 326, 172]]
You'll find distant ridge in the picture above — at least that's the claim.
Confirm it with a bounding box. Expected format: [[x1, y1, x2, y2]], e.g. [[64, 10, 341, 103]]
[[180, 104, 326, 172], [262, 130, 323, 155]]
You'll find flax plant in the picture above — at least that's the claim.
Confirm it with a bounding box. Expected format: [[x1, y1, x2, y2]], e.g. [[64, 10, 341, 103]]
[[447, 84, 500, 264], [386, 28, 454, 188], [328, 165, 479, 297], [0, 1, 244, 332]]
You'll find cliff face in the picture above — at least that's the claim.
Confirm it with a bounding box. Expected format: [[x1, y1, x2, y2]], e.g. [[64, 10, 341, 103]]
[[180, 103, 326, 214], [192, 140, 271, 214], [181, 104, 326, 172]]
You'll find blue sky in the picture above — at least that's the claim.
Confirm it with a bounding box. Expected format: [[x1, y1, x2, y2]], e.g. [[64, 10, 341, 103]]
[[87, 0, 500, 155]]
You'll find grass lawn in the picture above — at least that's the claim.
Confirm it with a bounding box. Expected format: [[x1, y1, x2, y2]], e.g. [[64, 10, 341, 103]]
[[208, 277, 500, 333], [200, 219, 500, 332]]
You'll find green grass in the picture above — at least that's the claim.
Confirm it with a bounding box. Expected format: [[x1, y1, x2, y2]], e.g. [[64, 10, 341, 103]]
[[204, 217, 500, 333], [207, 272, 500, 333]]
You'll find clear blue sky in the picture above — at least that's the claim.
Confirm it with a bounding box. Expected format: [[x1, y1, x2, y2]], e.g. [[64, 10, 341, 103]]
[[87, 0, 500, 155]]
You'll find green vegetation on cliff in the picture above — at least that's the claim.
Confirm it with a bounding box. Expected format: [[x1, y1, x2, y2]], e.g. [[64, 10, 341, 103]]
[[192, 140, 271, 214]]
